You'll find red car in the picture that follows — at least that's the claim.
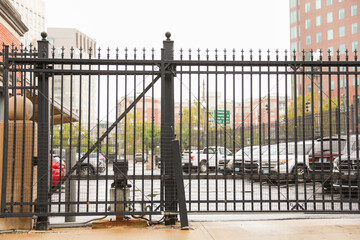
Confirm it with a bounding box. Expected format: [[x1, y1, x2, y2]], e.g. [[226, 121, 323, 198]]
[[51, 156, 65, 186]]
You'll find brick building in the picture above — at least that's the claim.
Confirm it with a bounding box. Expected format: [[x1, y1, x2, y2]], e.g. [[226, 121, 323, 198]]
[[0, 0, 28, 52], [289, 0, 359, 105]]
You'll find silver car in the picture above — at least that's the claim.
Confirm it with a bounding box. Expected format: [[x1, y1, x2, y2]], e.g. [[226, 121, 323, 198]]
[[333, 149, 360, 194], [77, 153, 106, 176]]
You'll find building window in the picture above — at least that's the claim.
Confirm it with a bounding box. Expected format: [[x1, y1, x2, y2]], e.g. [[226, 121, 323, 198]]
[[299, 40, 301, 52], [339, 44, 346, 55], [338, 8, 345, 20], [316, 0, 321, 9], [327, 12, 333, 23], [316, 15, 321, 26], [306, 84, 311, 94], [291, 11, 297, 23], [305, 35, 311, 45], [290, 0, 297, 8], [316, 32, 322, 43], [328, 46, 334, 57], [305, 19, 311, 29], [327, 29, 333, 40], [340, 78, 347, 88], [305, 2, 310, 13], [352, 41, 359, 52], [291, 26, 297, 39], [331, 80, 335, 91], [298, 9, 301, 21], [352, 23, 358, 34], [353, 77, 359, 87], [339, 26, 345, 37], [299, 25, 301, 37], [338, 0, 344, 2], [351, 5, 358, 16], [327, 0, 332, 6]]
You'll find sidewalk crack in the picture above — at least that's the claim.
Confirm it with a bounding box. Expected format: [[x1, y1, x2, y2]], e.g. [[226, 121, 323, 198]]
[[200, 222, 216, 240]]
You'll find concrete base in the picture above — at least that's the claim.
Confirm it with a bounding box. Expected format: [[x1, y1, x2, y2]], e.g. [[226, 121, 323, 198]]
[[92, 218, 148, 229], [0, 217, 32, 231]]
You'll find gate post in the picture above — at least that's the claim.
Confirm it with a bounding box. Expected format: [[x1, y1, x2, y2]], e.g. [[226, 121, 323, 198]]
[[161, 32, 177, 225], [36, 32, 50, 230]]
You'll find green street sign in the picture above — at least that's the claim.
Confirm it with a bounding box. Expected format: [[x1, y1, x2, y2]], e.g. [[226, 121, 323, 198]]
[[214, 110, 230, 124]]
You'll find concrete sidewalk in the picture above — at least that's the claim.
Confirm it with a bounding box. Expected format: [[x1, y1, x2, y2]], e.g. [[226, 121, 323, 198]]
[[1, 217, 360, 240]]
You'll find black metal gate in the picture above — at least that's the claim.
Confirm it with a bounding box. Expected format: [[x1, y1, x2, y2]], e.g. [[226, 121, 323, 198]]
[[1, 33, 360, 228]]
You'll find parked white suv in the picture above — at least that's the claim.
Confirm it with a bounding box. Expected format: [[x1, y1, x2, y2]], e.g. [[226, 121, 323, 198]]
[[259, 141, 312, 176], [182, 146, 232, 173]]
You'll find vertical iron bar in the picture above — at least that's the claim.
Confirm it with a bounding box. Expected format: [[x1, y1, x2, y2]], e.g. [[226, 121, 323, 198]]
[[275, 50, 280, 211], [142, 48, 146, 211], [224, 49, 227, 212], [1, 45, 9, 215], [232, 49, 236, 211], [345, 51, 351, 210], [20, 46, 25, 213], [151, 48, 155, 213], [30, 45, 36, 214], [105, 48, 110, 214], [96, 48, 101, 212], [88, 48, 92, 214], [206, 49, 209, 211], [301, 56, 307, 211], [215, 49, 218, 212], [187, 49, 191, 212], [197, 49, 200, 212], [241, 50, 245, 211], [327, 52, 334, 211], [58, 46, 64, 213], [336, 52, 342, 211], [354, 52, 359, 209], [285, 50, 290, 211], [258, 51, 263, 212], [249, 50, 254, 212], [132, 48, 137, 215]]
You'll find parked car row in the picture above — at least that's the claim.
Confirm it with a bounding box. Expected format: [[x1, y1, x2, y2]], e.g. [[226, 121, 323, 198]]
[[181, 135, 360, 195]]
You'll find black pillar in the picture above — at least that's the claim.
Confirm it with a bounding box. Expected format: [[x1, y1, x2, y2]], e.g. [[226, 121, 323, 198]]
[[161, 32, 177, 225], [36, 32, 50, 230]]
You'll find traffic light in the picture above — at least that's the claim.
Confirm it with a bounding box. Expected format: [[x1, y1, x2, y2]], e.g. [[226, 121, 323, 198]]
[[265, 104, 269, 112], [305, 101, 311, 112]]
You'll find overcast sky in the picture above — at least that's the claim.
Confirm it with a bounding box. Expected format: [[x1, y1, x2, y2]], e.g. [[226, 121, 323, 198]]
[[43, 0, 290, 54], [43, 0, 291, 121]]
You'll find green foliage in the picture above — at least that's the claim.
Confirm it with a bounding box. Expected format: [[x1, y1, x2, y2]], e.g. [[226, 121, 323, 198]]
[[52, 123, 92, 153], [119, 110, 161, 155], [283, 92, 342, 120]]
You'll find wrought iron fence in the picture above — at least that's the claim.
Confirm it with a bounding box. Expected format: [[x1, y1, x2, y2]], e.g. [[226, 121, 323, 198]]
[[1, 33, 360, 228]]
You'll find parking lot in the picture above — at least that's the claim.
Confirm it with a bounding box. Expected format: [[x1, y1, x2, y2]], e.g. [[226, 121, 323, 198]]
[[48, 159, 359, 224]]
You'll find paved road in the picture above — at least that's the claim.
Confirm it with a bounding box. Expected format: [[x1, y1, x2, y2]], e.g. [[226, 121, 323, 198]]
[[49, 161, 359, 224]]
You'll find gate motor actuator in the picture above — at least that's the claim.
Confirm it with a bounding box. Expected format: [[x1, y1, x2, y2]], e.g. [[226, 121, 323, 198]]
[[110, 160, 131, 220]]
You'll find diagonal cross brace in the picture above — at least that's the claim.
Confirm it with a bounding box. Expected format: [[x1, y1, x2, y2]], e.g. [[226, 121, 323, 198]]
[[50, 73, 161, 194]]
